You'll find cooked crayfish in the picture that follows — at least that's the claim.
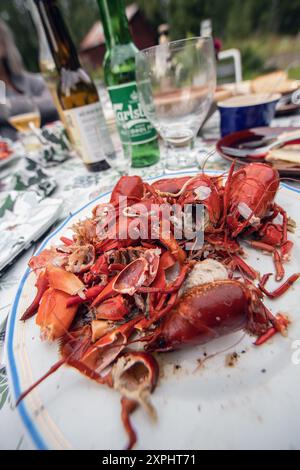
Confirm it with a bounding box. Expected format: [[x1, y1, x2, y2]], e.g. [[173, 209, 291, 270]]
[[17, 162, 299, 449]]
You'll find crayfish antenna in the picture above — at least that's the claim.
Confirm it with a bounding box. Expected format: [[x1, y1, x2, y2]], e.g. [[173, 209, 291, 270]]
[[121, 397, 138, 450], [16, 358, 65, 406]]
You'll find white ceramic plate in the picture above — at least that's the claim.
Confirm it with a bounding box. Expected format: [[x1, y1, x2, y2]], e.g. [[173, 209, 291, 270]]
[[6, 171, 300, 450]]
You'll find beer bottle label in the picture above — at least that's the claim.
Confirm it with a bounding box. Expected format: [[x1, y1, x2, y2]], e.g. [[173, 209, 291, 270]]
[[64, 102, 112, 164], [108, 81, 157, 145]]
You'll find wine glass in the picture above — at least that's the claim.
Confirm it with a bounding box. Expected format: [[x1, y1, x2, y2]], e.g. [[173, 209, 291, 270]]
[[7, 96, 41, 151], [135, 37, 216, 170]]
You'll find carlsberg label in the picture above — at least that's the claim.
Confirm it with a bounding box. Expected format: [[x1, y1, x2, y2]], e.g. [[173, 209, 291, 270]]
[[108, 81, 157, 145]]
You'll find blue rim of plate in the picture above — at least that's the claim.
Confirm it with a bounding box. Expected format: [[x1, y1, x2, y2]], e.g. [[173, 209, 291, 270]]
[[5, 170, 300, 450]]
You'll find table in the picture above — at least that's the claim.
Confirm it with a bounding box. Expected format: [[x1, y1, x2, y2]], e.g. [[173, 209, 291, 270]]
[[1, 110, 300, 449]]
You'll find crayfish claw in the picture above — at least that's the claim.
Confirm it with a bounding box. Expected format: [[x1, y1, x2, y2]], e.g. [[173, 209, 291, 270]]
[[111, 352, 159, 420]]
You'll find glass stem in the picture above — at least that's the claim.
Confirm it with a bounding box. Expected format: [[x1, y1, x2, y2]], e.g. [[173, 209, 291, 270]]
[[165, 135, 196, 170]]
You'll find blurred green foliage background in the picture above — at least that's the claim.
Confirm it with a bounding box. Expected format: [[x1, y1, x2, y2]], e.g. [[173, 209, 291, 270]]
[[0, 0, 299, 79]]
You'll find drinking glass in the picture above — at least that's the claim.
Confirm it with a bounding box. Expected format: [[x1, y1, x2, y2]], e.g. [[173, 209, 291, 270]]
[[7, 96, 41, 151], [135, 37, 216, 170], [105, 120, 164, 181], [105, 120, 132, 176]]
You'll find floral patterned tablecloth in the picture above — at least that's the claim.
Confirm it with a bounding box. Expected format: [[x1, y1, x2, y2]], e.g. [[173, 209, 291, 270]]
[[1, 110, 300, 449]]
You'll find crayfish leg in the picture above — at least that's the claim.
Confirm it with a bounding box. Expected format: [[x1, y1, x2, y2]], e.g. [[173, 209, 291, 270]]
[[259, 273, 300, 299], [121, 397, 138, 450]]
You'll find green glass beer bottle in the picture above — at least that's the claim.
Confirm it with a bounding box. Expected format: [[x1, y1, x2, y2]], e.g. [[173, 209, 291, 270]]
[[97, 0, 160, 167]]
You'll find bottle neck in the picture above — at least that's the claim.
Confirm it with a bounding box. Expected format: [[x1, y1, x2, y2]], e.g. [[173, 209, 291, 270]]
[[97, 0, 132, 49], [28, 0, 54, 66], [34, 0, 80, 71]]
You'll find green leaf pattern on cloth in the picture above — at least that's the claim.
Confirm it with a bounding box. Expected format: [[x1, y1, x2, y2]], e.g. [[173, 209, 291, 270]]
[[13, 161, 57, 198], [0, 195, 15, 218], [0, 367, 9, 410], [0, 319, 11, 410]]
